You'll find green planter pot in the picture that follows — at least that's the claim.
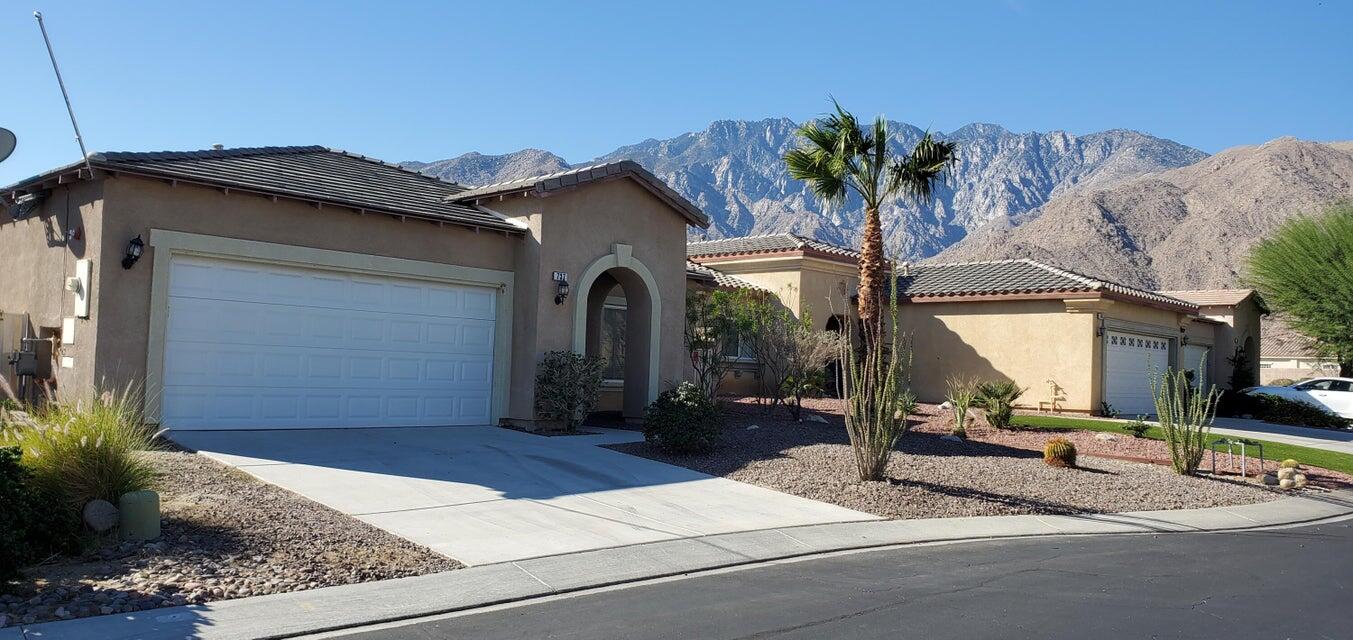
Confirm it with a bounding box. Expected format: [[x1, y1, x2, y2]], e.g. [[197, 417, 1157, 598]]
[[119, 490, 160, 541]]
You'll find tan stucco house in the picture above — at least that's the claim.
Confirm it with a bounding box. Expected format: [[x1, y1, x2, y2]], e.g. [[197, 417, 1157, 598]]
[[687, 234, 1264, 416], [1, 146, 707, 429]]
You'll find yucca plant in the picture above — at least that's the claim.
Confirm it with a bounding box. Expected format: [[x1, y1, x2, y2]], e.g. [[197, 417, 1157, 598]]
[[1151, 367, 1222, 475], [945, 376, 980, 437], [837, 275, 913, 481], [976, 380, 1025, 429], [1, 384, 160, 509]]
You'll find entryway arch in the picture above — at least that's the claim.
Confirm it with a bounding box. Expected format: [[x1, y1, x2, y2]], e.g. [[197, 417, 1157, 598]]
[[572, 244, 662, 418]]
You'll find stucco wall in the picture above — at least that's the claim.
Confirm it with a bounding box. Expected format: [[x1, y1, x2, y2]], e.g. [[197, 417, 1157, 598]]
[[0, 181, 105, 400], [1195, 299, 1263, 389], [495, 178, 694, 421], [899, 300, 1098, 411], [93, 176, 521, 405]]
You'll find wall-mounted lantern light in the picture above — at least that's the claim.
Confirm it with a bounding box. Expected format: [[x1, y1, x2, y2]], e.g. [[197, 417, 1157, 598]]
[[553, 271, 569, 305], [121, 235, 144, 269]]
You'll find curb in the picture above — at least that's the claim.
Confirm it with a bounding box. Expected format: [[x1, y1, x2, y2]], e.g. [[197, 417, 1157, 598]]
[[17, 488, 1353, 640]]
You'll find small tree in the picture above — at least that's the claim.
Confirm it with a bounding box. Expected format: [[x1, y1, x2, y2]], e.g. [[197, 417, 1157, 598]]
[[1245, 203, 1353, 376], [739, 294, 795, 413], [782, 322, 841, 421], [684, 289, 745, 401], [534, 351, 604, 431], [1226, 343, 1256, 391], [1152, 367, 1222, 475]]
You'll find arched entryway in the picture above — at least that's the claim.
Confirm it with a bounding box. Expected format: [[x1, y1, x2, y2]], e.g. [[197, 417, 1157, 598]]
[[572, 244, 661, 419]]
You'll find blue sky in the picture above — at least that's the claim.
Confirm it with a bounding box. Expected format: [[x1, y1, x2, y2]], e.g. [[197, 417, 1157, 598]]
[[2, 1, 1350, 185]]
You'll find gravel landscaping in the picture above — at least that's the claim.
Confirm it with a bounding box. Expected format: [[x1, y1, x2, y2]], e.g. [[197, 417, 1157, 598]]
[[609, 398, 1285, 520], [0, 450, 459, 627]]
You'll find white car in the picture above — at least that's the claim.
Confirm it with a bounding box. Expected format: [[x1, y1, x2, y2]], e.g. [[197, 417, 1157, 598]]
[[1243, 377, 1353, 419]]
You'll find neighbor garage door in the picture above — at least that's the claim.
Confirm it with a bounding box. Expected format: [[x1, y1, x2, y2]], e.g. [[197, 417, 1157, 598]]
[[161, 255, 496, 429], [1103, 331, 1170, 416]]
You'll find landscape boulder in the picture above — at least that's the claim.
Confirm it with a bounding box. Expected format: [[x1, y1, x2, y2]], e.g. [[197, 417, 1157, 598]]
[[82, 499, 120, 533]]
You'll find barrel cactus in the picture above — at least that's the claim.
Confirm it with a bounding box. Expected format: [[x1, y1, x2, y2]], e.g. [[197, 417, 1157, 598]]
[[1043, 437, 1077, 468]]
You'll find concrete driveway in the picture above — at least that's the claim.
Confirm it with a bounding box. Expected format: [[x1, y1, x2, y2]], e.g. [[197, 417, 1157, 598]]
[[169, 426, 875, 565]]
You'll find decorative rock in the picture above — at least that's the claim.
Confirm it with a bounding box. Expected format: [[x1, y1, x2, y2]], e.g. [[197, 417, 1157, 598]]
[[1261, 473, 1279, 486], [82, 500, 120, 533], [1293, 473, 1308, 489], [805, 414, 829, 424], [1094, 433, 1117, 441], [1277, 467, 1297, 480], [1279, 478, 1295, 489], [54, 607, 70, 618], [0, 613, 8, 628], [745, 424, 760, 430], [938, 401, 953, 410], [940, 434, 964, 443]]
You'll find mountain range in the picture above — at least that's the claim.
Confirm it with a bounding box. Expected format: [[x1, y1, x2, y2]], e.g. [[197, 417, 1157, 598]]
[[404, 118, 1206, 260], [405, 119, 1352, 290]]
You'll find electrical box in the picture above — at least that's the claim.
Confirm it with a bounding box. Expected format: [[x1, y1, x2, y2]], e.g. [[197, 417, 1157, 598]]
[[73, 259, 91, 318], [15, 338, 53, 378]]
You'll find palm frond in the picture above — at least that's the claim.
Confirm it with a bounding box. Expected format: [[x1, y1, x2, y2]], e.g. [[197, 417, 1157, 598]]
[[889, 132, 957, 201]]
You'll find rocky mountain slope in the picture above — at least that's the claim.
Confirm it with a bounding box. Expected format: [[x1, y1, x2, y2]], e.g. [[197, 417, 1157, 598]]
[[935, 138, 1353, 289], [406, 118, 1205, 259]]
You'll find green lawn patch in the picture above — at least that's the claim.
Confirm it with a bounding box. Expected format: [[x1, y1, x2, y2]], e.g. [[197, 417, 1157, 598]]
[[1010, 415, 1353, 476]]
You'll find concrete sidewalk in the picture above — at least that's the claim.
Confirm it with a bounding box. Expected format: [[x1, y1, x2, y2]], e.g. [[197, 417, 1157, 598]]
[[18, 488, 1353, 640]]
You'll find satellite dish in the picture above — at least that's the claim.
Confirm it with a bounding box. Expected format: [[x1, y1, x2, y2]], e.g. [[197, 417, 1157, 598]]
[[0, 128, 15, 163]]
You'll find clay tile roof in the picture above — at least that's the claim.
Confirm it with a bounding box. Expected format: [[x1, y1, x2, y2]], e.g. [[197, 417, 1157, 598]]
[[685, 261, 768, 292], [1156, 289, 1257, 307], [897, 258, 1198, 312], [686, 233, 861, 260], [1262, 317, 1325, 358], [447, 160, 709, 228], [7, 146, 525, 233]]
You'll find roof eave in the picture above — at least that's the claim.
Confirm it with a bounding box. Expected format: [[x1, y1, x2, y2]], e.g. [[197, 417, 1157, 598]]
[[89, 164, 525, 234]]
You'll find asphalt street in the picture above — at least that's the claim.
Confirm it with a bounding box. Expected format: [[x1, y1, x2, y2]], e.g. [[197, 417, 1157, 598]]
[[329, 517, 1353, 640]]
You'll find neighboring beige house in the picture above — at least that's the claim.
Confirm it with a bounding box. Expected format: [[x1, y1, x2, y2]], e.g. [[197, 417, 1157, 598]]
[[688, 234, 1263, 416], [1, 147, 708, 429], [1259, 317, 1340, 384]]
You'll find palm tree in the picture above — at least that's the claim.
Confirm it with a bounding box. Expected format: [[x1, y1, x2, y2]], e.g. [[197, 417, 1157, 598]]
[[784, 100, 955, 344]]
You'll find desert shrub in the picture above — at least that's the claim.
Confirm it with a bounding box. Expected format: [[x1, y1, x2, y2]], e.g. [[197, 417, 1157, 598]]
[[1122, 416, 1150, 438], [838, 289, 913, 481], [1267, 378, 1295, 387], [1152, 367, 1222, 475], [1221, 392, 1348, 430], [945, 376, 980, 438], [534, 351, 604, 431], [0, 447, 80, 582], [1043, 438, 1077, 467], [643, 382, 721, 454], [2, 385, 159, 510], [976, 380, 1025, 429], [1100, 401, 1120, 419]]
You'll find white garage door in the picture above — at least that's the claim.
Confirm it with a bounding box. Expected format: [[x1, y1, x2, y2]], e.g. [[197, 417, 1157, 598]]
[[161, 255, 496, 429], [1104, 331, 1170, 416]]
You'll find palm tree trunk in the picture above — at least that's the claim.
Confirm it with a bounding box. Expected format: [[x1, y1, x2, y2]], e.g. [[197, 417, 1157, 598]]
[[856, 205, 885, 346]]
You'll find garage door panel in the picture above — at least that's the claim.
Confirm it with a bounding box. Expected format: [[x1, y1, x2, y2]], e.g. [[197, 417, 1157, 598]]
[[1104, 331, 1169, 416], [162, 256, 497, 429]]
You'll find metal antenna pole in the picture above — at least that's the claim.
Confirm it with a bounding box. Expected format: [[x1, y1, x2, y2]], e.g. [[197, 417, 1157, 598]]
[[34, 11, 95, 175]]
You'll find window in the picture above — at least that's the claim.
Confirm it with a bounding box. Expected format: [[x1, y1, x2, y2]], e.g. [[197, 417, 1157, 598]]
[[722, 335, 754, 361], [1329, 380, 1351, 392], [600, 305, 626, 382], [1296, 379, 1335, 391]]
